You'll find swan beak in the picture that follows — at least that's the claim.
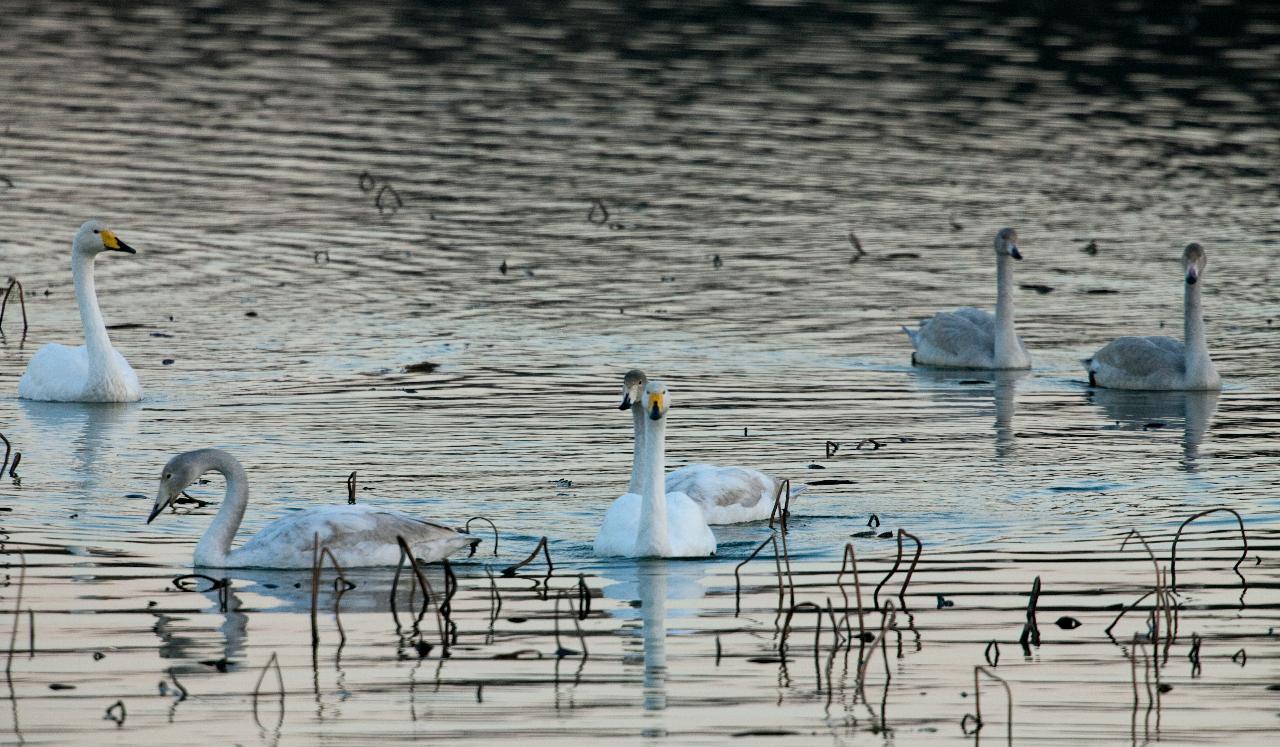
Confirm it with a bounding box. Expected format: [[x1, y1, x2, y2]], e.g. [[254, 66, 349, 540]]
[[648, 392, 664, 420], [101, 230, 136, 254], [618, 392, 632, 411], [1186, 266, 1199, 284], [1008, 243, 1022, 260], [147, 491, 175, 524]]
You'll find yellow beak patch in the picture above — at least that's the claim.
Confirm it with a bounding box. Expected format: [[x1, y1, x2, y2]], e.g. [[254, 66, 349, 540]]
[[100, 229, 121, 250]]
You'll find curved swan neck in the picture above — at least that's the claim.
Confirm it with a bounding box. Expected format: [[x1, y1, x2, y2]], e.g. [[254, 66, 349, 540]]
[[993, 253, 1019, 367], [628, 403, 646, 495], [71, 250, 115, 367], [635, 415, 671, 557], [1183, 278, 1216, 387], [192, 450, 250, 566]]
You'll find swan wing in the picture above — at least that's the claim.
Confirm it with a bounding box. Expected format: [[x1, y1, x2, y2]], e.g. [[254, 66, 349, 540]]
[[666, 464, 780, 524], [594, 492, 641, 557], [232, 504, 476, 568], [910, 309, 995, 367], [1087, 336, 1185, 389], [665, 491, 717, 557], [18, 343, 89, 401]]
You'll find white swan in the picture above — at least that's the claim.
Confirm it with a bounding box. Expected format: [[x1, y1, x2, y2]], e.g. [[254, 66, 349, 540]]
[[18, 220, 142, 402], [619, 370, 805, 524], [1084, 243, 1220, 391], [147, 448, 479, 568], [594, 380, 716, 558], [903, 227, 1031, 370]]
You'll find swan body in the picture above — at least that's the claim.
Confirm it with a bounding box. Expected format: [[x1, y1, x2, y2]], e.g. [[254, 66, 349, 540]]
[[18, 220, 142, 402], [904, 228, 1031, 370], [1085, 243, 1219, 391], [594, 379, 716, 558], [614, 370, 804, 525], [148, 449, 479, 569]]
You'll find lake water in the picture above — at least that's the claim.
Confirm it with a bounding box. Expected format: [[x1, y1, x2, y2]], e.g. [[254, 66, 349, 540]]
[[1, 0, 1279, 743]]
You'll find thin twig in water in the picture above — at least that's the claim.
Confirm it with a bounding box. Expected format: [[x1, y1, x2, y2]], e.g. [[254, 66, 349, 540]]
[[1019, 576, 1042, 653], [463, 517, 499, 556], [734, 534, 781, 617], [346, 471, 357, 504], [835, 543, 867, 642], [251, 651, 285, 732], [501, 536, 553, 578], [6, 551, 26, 675], [392, 536, 443, 644], [779, 602, 824, 689], [965, 665, 1013, 745], [0, 433, 10, 477], [1, 278, 28, 336], [309, 537, 351, 648], [1169, 507, 1248, 593], [104, 700, 126, 726], [768, 479, 792, 532]]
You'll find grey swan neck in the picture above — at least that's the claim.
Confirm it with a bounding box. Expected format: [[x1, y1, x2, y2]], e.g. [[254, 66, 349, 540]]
[[993, 252, 1020, 368], [1183, 278, 1217, 388], [192, 450, 251, 567], [629, 403, 646, 495], [634, 414, 671, 557]]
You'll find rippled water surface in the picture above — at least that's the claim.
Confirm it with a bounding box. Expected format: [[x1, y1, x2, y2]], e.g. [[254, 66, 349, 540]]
[[2, 0, 1280, 743]]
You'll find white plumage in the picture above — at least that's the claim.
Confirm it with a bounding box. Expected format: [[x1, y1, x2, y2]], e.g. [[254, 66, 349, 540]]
[[18, 219, 143, 402]]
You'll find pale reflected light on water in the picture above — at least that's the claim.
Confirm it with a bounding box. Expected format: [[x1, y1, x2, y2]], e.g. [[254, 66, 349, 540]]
[[1, 0, 1280, 742]]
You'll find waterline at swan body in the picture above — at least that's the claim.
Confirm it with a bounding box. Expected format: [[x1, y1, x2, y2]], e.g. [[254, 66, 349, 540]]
[[1085, 243, 1220, 391], [594, 380, 716, 558], [903, 227, 1032, 370], [18, 220, 142, 402], [615, 370, 804, 524], [148, 449, 479, 569]]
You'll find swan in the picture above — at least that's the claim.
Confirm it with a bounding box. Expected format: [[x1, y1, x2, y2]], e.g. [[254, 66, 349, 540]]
[[619, 370, 805, 524], [146, 448, 480, 568], [1084, 243, 1220, 391], [903, 227, 1031, 370], [594, 380, 716, 558], [18, 220, 142, 402]]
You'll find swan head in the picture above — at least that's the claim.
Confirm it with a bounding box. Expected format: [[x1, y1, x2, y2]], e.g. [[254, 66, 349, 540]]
[[619, 368, 648, 410], [74, 219, 136, 256], [644, 380, 669, 421], [1183, 243, 1206, 285], [147, 451, 205, 523], [994, 227, 1021, 260]]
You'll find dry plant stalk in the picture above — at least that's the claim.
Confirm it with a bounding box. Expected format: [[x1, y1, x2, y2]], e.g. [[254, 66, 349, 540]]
[[251, 651, 285, 732]]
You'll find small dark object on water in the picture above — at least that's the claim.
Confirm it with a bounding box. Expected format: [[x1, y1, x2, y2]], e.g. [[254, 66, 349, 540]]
[[848, 231, 866, 263], [1086, 288, 1118, 295], [1055, 616, 1081, 630], [104, 700, 126, 726], [984, 640, 1000, 667], [1158, 683, 1173, 693], [877, 531, 893, 539], [201, 658, 229, 672], [314, 250, 329, 264], [587, 199, 609, 225], [747, 656, 790, 665], [1233, 648, 1247, 666], [245, 311, 258, 317], [810, 478, 852, 486], [885, 252, 920, 260], [1020, 284, 1054, 294], [855, 439, 883, 450], [807, 463, 825, 469], [959, 379, 988, 385], [499, 260, 507, 275], [851, 530, 876, 538], [150, 332, 173, 338], [825, 440, 840, 457], [949, 215, 962, 231], [414, 640, 433, 658], [375, 184, 403, 216], [93, 652, 105, 661], [507, 616, 528, 623], [1020, 576, 1042, 652], [1142, 422, 1166, 430], [1082, 240, 1099, 255], [162, 358, 174, 365], [936, 595, 954, 608], [743, 427, 748, 436], [868, 513, 880, 529], [712, 254, 723, 268], [553, 478, 573, 488], [358, 171, 376, 192], [405, 360, 438, 373], [49, 683, 75, 690], [346, 471, 357, 505]]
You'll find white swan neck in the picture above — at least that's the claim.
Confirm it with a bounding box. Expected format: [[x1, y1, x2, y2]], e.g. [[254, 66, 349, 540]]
[[628, 403, 646, 495], [993, 253, 1020, 367], [71, 250, 115, 368], [193, 451, 250, 566], [635, 414, 671, 556], [1183, 280, 1216, 387]]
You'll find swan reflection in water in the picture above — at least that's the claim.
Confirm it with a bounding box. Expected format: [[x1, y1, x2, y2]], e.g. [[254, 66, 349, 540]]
[[18, 399, 138, 486], [1086, 388, 1219, 472], [599, 559, 706, 714], [909, 367, 1028, 458]]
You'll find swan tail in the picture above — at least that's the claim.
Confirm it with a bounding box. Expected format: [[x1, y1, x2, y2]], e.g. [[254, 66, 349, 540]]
[[787, 484, 809, 499], [901, 325, 920, 348]]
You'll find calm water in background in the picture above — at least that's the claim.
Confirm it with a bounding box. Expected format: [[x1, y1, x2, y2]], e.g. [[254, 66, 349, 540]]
[[1, 0, 1279, 742]]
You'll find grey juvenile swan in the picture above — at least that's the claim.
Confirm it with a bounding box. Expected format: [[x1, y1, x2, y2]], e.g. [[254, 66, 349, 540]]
[[1084, 243, 1220, 391], [147, 449, 479, 568], [903, 227, 1031, 370]]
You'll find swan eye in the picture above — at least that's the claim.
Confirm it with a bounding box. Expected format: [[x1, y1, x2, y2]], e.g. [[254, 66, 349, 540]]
[[93, 229, 100, 234], [163, 473, 171, 480]]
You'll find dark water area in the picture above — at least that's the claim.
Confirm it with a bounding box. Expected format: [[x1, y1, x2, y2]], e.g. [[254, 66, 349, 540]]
[[1, 0, 1279, 742]]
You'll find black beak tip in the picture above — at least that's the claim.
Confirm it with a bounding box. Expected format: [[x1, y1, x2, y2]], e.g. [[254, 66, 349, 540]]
[[115, 242, 137, 254], [649, 403, 661, 420], [618, 394, 631, 411], [1010, 248, 1023, 260], [1186, 276, 1197, 285]]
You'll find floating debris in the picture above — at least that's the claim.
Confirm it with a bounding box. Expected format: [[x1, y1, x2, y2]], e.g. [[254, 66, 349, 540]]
[[1082, 240, 1099, 255], [404, 360, 439, 373], [1020, 284, 1054, 294]]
